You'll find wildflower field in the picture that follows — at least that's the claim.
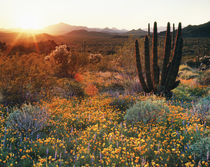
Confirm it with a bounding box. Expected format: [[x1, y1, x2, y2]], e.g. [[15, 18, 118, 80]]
[[0, 91, 209, 166]]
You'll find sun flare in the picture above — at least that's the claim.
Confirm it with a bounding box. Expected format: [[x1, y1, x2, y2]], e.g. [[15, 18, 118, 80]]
[[16, 15, 42, 30]]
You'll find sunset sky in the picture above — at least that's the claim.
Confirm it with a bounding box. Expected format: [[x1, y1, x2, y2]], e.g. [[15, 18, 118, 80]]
[[0, 0, 209, 30]]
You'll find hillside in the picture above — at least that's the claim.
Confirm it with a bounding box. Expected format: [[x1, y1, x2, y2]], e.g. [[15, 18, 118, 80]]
[[42, 22, 87, 35], [182, 21, 210, 37], [64, 29, 113, 39], [42, 22, 128, 35], [159, 21, 210, 37], [126, 28, 147, 36]]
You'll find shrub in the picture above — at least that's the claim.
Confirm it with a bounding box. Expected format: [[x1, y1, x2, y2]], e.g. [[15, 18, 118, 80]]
[[100, 83, 125, 95], [172, 84, 208, 102], [109, 97, 135, 112], [84, 83, 98, 96], [47, 45, 71, 77], [53, 78, 85, 98], [186, 60, 200, 68], [178, 65, 199, 80], [192, 96, 210, 124], [198, 69, 210, 85], [189, 137, 210, 164], [7, 104, 49, 137], [124, 99, 169, 124], [0, 54, 53, 106]]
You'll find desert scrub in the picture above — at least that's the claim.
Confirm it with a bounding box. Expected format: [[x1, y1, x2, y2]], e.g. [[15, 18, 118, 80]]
[[198, 68, 210, 85], [189, 137, 210, 165], [0, 54, 52, 106], [53, 78, 85, 98], [109, 97, 135, 112], [124, 99, 169, 124], [99, 82, 125, 95], [192, 96, 210, 125], [178, 64, 199, 80], [47, 44, 82, 78], [172, 84, 208, 102], [7, 103, 49, 137]]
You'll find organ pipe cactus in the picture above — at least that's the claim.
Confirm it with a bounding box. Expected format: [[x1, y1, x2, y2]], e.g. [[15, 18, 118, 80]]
[[135, 22, 183, 98]]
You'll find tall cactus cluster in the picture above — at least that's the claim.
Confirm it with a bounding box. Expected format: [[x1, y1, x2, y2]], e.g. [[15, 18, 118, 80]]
[[135, 22, 183, 98]]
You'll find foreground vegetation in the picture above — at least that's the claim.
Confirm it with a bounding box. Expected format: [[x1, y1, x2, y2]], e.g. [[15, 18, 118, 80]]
[[0, 28, 209, 166], [0, 85, 209, 166]]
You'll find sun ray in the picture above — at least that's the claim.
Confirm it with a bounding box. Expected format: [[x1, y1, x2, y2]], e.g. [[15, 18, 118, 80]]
[[31, 33, 40, 53], [5, 32, 24, 56]]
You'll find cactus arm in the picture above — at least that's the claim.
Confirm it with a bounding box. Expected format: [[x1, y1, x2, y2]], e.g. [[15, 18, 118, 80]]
[[172, 23, 175, 48], [148, 23, 150, 37], [144, 36, 153, 92], [152, 22, 160, 89], [135, 40, 150, 93], [165, 23, 183, 92], [161, 22, 171, 87]]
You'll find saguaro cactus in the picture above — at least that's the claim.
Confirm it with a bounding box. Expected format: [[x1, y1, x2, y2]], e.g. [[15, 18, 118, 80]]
[[135, 22, 183, 98]]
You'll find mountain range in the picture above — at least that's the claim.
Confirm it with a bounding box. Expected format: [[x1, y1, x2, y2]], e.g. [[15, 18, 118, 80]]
[[159, 21, 210, 37], [0, 21, 209, 44], [182, 21, 210, 37], [41, 22, 128, 35]]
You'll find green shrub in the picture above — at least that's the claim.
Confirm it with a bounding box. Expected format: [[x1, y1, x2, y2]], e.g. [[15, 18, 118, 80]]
[[7, 104, 49, 137], [124, 99, 169, 124], [172, 84, 208, 102], [189, 137, 210, 164]]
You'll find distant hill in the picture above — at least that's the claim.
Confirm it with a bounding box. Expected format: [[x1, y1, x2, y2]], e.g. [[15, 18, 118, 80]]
[[42, 23, 87, 35], [182, 21, 210, 37], [159, 21, 210, 37], [64, 29, 113, 40], [126, 28, 147, 36], [42, 22, 128, 35]]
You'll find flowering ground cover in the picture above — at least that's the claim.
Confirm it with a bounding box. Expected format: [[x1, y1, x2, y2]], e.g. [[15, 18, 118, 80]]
[[0, 94, 209, 167]]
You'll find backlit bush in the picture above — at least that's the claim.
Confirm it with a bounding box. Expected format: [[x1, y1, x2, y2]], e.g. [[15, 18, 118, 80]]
[[47, 45, 71, 77], [47, 45, 87, 78], [0, 53, 52, 106]]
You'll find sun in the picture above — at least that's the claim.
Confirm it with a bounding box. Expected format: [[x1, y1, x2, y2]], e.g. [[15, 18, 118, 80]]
[[16, 15, 42, 30]]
